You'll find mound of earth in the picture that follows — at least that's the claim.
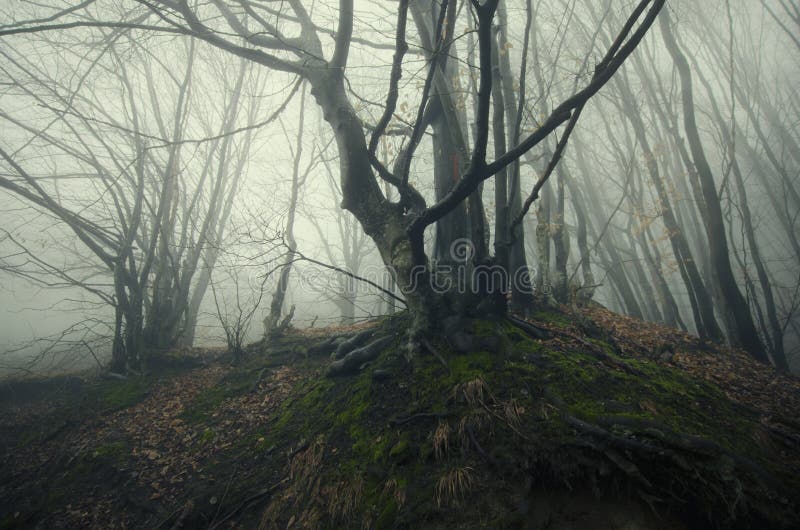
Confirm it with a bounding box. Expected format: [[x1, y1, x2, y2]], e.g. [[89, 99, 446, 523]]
[[1, 305, 798, 529]]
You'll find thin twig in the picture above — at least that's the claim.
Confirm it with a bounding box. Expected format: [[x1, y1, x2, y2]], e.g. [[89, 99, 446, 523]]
[[293, 250, 406, 306]]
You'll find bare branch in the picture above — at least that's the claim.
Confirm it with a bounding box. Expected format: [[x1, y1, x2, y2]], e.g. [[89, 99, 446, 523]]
[[368, 0, 409, 156], [408, 0, 666, 237]]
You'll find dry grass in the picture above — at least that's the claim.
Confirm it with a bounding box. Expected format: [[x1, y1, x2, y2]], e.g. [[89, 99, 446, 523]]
[[433, 421, 450, 460], [456, 409, 492, 449], [383, 478, 407, 508], [289, 437, 325, 482], [327, 476, 364, 523], [261, 437, 326, 529], [457, 377, 491, 406], [435, 466, 475, 508], [503, 397, 524, 427]]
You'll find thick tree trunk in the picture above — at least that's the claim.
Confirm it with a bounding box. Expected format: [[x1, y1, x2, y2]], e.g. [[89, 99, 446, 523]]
[[415, 0, 484, 269], [432, 107, 470, 265], [307, 68, 439, 343]]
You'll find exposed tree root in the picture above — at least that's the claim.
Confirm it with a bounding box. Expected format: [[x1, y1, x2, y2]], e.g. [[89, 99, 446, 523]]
[[547, 406, 792, 526], [331, 329, 375, 360], [327, 335, 394, 377], [305, 336, 339, 357], [507, 315, 549, 340]]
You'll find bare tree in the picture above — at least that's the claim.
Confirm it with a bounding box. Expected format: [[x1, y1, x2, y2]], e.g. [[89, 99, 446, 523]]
[[1, 0, 667, 353], [0, 27, 275, 371]]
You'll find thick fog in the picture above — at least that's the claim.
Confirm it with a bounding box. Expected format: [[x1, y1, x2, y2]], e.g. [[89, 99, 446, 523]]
[[0, 0, 798, 375]]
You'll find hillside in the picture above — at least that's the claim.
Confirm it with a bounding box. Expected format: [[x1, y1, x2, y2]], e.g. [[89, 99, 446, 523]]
[[1, 305, 799, 529]]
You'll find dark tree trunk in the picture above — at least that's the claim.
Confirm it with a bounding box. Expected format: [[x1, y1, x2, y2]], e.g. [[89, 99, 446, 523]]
[[551, 167, 569, 303], [614, 74, 723, 341], [563, 168, 596, 303], [660, 12, 766, 363], [689, 61, 790, 370]]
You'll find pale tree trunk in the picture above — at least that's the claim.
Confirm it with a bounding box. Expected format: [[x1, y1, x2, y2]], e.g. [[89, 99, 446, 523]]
[[562, 170, 596, 303], [179, 63, 271, 347], [265, 85, 308, 337], [143, 39, 195, 351], [491, 31, 510, 292], [572, 137, 645, 319], [412, 0, 481, 268]]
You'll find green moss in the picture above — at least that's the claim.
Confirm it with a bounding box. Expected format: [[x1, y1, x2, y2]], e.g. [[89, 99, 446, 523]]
[[336, 397, 370, 425], [334, 372, 372, 425], [181, 368, 260, 423], [15, 428, 41, 448], [350, 424, 391, 463], [90, 440, 128, 464], [375, 499, 398, 530], [389, 438, 409, 460], [200, 428, 215, 444], [201, 315, 793, 528], [92, 378, 148, 411], [272, 400, 297, 431], [471, 319, 498, 337], [300, 379, 334, 408], [448, 350, 493, 383], [531, 309, 571, 327]]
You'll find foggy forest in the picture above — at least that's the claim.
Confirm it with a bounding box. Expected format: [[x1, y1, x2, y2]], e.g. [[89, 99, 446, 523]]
[[1, 0, 799, 528]]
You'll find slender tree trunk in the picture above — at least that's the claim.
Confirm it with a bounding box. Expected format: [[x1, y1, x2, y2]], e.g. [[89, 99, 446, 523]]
[[573, 137, 645, 319], [111, 304, 126, 373], [265, 85, 307, 337], [491, 31, 511, 300], [496, 1, 532, 311], [660, 12, 766, 362], [551, 166, 570, 303], [614, 74, 722, 340], [689, 61, 790, 370], [563, 168, 596, 303]]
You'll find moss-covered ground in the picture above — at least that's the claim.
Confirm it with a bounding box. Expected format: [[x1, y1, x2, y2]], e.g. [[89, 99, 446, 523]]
[[1, 308, 798, 529], [245, 314, 798, 529]]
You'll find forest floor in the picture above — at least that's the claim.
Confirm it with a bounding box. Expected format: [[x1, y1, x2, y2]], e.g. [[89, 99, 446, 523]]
[[1, 305, 799, 529]]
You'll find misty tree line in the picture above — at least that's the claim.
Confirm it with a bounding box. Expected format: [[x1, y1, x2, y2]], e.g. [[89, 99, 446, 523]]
[[0, 0, 797, 374]]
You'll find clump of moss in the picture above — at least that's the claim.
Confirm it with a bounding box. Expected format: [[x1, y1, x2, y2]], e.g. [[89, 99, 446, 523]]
[[531, 309, 571, 327], [200, 428, 215, 444], [92, 378, 149, 411], [90, 440, 129, 464]]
